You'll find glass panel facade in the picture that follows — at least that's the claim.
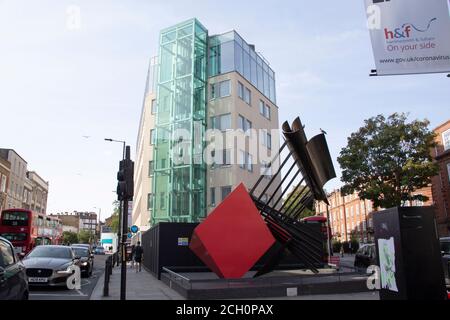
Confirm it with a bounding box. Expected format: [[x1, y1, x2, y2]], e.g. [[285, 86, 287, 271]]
[[208, 31, 276, 104], [152, 19, 208, 224]]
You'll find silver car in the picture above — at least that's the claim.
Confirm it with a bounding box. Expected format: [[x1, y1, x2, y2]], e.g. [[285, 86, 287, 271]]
[[22, 245, 81, 288]]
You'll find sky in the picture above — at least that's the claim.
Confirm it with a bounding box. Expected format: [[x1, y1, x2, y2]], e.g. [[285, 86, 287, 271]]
[[0, 0, 449, 220]]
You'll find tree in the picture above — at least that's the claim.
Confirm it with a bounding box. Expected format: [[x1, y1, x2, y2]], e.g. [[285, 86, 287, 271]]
[[78, 230, 92, 244], [110, 200, 120, 233], [62, 231, 78, 245], [282, 185, 315, 219], [338, 113, 438, 209]]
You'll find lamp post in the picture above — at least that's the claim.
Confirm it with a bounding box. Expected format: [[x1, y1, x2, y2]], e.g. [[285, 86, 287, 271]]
[[105, 138, 126, 265]]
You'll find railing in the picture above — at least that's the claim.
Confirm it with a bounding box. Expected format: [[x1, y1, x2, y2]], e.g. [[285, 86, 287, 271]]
[[103, 255, 113, 297]]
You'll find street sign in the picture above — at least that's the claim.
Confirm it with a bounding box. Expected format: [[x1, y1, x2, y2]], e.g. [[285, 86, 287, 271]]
[[130, 225, 139, 233], [127, 233, 132, 239]]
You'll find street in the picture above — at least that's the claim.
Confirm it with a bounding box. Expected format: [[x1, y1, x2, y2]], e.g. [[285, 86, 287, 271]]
[[29, 255, 108, 300]]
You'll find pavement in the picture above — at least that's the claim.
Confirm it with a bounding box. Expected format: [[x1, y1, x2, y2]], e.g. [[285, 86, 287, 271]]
[[90, 262, 184, 300]]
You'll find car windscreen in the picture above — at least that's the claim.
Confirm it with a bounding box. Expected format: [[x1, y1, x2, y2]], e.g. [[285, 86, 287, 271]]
[[72, 247, 89, 257], [441, 241, 450, 254], [27, 246, 72, 259]]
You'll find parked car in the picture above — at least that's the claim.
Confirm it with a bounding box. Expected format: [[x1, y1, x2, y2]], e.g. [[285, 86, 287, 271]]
[[94, 246, 105, 255], [71, 243, 92, 253], [22, 245, 81, 288], [71, 246, 93, 277], [354, 243, 377, 269], [0, 236, 28, 300], [440, 237, 450, 289]]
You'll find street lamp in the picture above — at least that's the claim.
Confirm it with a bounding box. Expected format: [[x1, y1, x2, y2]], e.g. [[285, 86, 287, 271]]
[[104, 138, 126, 160], [94, 207, 101, 244]]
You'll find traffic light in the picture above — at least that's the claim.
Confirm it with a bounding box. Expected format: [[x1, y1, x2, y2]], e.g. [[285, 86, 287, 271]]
[[116, 148, 134, 201]]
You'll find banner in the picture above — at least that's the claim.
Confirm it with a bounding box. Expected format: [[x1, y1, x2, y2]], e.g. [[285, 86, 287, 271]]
[[365, 0, 450, 75]]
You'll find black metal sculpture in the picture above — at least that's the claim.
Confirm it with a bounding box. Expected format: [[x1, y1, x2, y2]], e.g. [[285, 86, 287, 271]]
[[250, 117, 336, 276]]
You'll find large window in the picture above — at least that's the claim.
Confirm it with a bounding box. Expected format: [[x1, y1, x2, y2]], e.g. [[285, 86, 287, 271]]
[[147, 193, 153, 211], [260, 130, 272, 150], [210, 187, 216, 207], [443, 129, 450, 151], [221, 186, 232, 201], [0, 174, 6, 193], [239, 151, 253, 172], [244, 87, 251, 105], [259, 100, 271, 119], [238, 115, 252, 135], [238, 81, 244, 99], [151, 99, 157, 114], [211, 114, 231, 131], [148, 161, 154, 177], [210, 80, 231, 100], [150, 129, 156, 145]]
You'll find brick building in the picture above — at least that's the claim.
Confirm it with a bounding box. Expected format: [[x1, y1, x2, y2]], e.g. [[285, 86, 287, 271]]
[[316, 186, 433, 243], [0, 157, 11, 211], [431, 120, 450, 237]]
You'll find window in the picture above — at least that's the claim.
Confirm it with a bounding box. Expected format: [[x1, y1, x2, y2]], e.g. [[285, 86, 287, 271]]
[[238, 115, 252, 135], [259, 100, 271, 119], [247, 154, 253, 172], [160, 192, 166, 210], [0, 240, 15, 267], [210, 80, 231, 99], [260, 161, 272, 176], [264, 104, 271, 120], [238, 81, 244, 99], [151, 99, 157, 114], [447, 163, 450, 183], [260, 130, 272, 150], [443, 129, 450, 151], [221, 186, 232, 201], [0, 174, 6, 193], [148, 161, 154, 177], [239, 151, 253, 172], [211, 114, 231, 131], [244, 87, 251, 105], [150, 129, 156, 145], [259, 100, 265, 115], [147, 193, 153, 211], [210, 188, 216, 207], [222, 149, 231, 166]]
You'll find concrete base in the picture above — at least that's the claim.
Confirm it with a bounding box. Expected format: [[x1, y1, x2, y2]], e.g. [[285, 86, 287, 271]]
[[161, 269, 371, 300]]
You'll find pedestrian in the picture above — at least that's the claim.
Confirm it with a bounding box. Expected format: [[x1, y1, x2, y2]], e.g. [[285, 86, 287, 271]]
[[134, 241, 144, 272], [130, 244, 136, 268], [340, 245, 344, 257]]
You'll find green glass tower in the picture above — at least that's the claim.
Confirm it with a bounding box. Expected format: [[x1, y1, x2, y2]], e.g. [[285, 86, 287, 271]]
[[151, 19, 208, 224]]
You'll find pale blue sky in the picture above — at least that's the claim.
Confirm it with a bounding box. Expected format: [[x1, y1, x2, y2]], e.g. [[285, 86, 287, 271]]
[[0, 0, 448, 219]]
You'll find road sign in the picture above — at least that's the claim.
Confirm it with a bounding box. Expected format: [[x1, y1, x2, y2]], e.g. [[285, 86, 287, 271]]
[[127, 233, 132, 239], [130, 225, 139, 233]]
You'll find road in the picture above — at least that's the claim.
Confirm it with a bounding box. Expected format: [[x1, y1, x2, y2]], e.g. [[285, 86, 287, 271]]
[[29, 255, 107, 300]]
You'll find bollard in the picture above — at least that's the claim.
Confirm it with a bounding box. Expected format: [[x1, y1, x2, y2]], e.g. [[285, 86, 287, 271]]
[[103, 258, 110, 297]]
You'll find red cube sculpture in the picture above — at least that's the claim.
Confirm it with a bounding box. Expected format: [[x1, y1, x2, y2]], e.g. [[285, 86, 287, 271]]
[[189, 183, 275, 279]]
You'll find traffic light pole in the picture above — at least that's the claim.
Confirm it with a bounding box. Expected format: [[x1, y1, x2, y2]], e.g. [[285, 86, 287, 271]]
[[120, 197, 128, 300]]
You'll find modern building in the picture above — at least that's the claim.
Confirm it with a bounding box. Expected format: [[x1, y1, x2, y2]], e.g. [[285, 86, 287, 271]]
[[0, 157, 11, 211], [132, 18, 281, 231], [431, 119, 450, 236], [131, 56, 158, 234], [316, 186, 433, 243]]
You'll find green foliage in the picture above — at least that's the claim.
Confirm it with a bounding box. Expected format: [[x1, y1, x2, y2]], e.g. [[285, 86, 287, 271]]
[[283, 185, 315, 219], [62, 231, 78, 245], [78, 230, 92, 244], [332, 240, 342, 253], [110, 201, 120, 233], [338, 113, 438, 209]]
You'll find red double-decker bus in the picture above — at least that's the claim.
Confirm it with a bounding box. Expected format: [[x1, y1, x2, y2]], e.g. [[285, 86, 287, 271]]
[[0, 208, 63, 254]]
